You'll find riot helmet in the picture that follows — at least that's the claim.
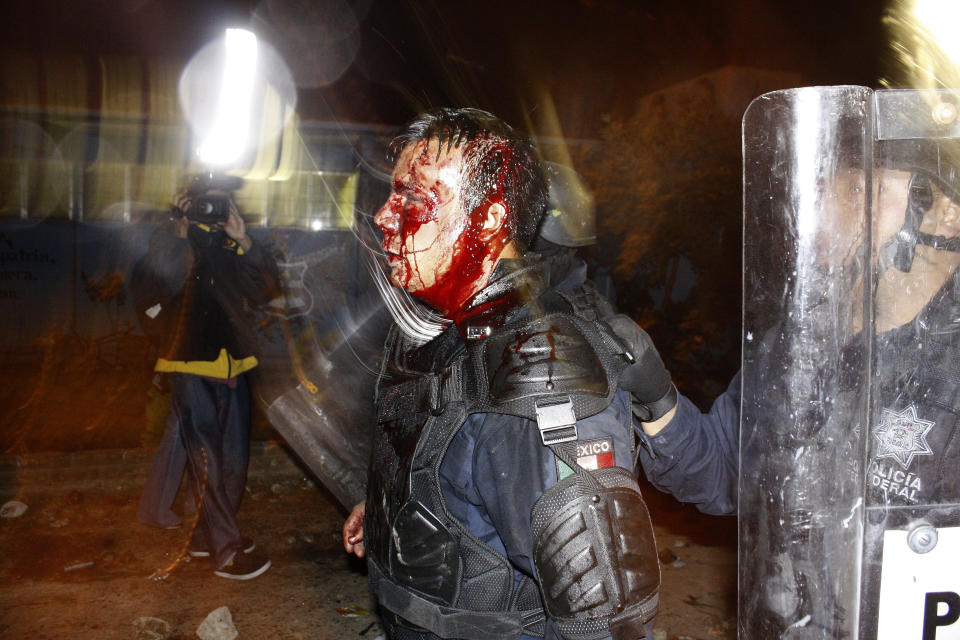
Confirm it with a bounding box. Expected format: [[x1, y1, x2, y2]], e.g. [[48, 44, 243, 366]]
[[880, 138, 960, 272], [537, 161, 596, 248]]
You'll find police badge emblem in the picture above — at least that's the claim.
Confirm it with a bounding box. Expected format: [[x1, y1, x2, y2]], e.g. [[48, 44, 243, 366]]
[[872, 405, 935, 469]]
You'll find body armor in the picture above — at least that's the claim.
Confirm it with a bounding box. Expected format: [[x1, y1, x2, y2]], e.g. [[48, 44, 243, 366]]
[[365, 262, 660, 640]]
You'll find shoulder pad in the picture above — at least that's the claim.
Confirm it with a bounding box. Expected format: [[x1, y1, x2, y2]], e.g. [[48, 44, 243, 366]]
[[475, 311, 626, 420], [487, 313, 607, 399]]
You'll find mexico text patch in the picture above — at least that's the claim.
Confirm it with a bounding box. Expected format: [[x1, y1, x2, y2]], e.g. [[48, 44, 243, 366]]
[[557, 436, 615, 479]]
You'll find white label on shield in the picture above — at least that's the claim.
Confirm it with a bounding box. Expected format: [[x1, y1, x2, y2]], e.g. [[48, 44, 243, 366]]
[[877, 527, 960, 640]]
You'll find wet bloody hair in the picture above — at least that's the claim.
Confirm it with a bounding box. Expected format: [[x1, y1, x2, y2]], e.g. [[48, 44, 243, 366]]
[[380, 108, 548, 319], [389, 108, 548, 251]]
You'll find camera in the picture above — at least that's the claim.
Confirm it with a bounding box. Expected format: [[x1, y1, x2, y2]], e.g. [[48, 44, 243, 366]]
[[182, 173, 244, 224], [187, 195, 231, 224]]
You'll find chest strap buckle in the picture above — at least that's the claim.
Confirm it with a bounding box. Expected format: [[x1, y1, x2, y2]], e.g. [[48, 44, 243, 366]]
[[534, 397, 578, 446]]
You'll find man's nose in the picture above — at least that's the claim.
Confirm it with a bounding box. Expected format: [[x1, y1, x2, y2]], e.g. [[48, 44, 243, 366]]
[[373, 204, 402, 253], [374, 203, 397, 234]]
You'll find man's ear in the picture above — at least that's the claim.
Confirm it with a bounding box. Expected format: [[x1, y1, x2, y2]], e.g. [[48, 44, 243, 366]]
[[941, 197, 960, 227], [478, 201, 508, 240]]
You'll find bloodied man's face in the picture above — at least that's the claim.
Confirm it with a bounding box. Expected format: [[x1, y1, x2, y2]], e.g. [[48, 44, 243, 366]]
[[373, 139, 510, 317]]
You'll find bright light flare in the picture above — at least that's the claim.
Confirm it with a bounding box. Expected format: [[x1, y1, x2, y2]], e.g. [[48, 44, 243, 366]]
[[883, 0, 960, 89], [793, 88, 823, 242], [913, 0, 960, 64], [198, 29, 259, 166], [179, 27, 296, 170]]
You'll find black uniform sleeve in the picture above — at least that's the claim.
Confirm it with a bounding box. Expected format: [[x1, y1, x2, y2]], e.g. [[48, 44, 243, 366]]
[[635, 370, 741, 516]]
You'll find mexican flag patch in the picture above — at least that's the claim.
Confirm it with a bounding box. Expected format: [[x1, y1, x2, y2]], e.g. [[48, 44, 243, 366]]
[[556, 436, 616, 479]]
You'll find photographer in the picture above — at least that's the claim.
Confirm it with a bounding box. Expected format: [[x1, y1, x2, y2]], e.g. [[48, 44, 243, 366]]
[[132, 175, 279, 580]]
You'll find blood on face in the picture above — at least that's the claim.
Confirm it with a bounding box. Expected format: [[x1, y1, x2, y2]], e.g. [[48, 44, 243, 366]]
[[374, 139, 510, 319]]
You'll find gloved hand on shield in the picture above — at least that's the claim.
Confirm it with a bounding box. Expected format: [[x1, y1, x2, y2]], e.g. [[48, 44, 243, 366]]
[[606, 314, 678, 423]]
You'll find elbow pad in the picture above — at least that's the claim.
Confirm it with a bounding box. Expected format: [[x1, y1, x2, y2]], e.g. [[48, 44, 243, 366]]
[[531, 466, 660, 640]]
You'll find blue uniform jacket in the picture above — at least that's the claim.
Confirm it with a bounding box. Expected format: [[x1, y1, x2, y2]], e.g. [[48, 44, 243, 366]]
[[427, 256, 649, 639], [437, 390, 639, 640], [636, 371, 741, 516]]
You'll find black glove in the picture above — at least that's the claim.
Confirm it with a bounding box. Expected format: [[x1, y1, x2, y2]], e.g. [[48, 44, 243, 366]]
[[606, 314, 677, 422]]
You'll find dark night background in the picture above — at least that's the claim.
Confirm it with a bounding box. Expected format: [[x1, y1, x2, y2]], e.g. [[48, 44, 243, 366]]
[[0, 0, 889, 131], [0, 0, 895, 451]]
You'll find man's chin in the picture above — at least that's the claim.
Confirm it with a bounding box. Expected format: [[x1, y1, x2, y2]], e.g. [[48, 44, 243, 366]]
[[384, 257, 432, 294], [386, 263, 412, 290]]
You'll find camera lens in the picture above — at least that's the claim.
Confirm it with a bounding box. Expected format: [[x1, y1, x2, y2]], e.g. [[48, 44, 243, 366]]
[[199, 201, 215, 215]]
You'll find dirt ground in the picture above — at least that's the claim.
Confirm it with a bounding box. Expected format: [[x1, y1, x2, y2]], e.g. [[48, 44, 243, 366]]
[[0, 444, 736, 640], [0, 329, 738, 640]]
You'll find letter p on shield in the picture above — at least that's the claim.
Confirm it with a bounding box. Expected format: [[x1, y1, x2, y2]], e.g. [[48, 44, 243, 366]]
[[922, 592, 960, 640]]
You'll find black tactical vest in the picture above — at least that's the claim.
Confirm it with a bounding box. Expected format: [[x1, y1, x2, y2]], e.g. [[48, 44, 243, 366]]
[[364, 275, 635, 640]]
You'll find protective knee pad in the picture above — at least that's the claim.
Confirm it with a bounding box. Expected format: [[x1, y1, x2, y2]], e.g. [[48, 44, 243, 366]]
[[531, 466, 660, 640]]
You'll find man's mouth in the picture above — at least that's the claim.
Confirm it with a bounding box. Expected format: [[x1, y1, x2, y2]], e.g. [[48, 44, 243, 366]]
[[383, 252, 408, 279]]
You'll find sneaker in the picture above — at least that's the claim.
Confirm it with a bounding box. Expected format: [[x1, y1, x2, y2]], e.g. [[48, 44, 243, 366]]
[[189, 536, 256, 558], [214, 552, 271, 580], [138, 518, 182, 530]]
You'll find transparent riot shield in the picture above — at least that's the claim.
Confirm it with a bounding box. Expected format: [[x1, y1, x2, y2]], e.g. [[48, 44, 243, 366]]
[[741, 87, 960, 639], [741, 86, 873, 639]]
